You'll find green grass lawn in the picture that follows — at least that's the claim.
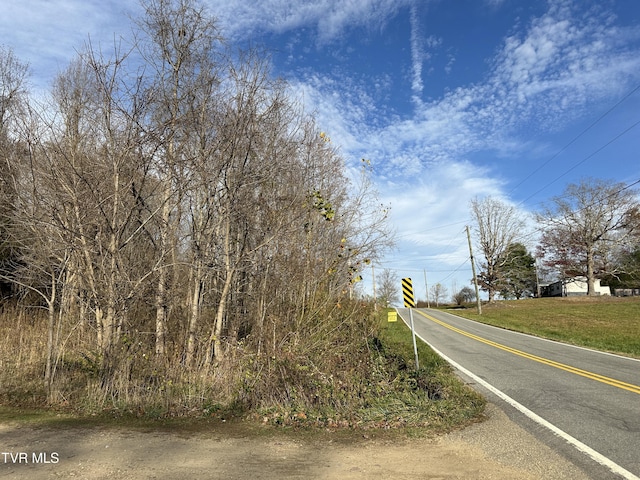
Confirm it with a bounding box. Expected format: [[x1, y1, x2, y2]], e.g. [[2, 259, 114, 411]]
[[447, 296, 640, 358]]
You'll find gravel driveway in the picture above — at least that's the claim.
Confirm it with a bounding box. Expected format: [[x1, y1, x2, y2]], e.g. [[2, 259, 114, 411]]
[[0, 403, 590, 479]]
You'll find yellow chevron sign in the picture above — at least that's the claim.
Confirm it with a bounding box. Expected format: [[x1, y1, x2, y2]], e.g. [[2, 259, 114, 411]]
[[402, 277, 416, 308]]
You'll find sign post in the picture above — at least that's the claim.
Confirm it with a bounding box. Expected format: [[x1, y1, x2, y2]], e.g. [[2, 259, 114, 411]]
[[402, 277, 419, 370]]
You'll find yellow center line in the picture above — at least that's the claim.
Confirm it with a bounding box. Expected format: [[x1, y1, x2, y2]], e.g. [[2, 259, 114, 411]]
[[415, 309, 640, 396]]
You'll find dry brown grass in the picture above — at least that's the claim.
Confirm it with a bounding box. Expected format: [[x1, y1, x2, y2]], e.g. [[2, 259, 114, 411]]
[[0, 300, 486, 433]]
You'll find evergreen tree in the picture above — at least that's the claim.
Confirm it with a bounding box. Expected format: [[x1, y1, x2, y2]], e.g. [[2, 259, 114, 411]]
[[498, 243, 536, 299]]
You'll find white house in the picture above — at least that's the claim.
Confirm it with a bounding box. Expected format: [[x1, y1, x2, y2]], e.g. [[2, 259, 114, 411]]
[[542, 277, 611, 297]]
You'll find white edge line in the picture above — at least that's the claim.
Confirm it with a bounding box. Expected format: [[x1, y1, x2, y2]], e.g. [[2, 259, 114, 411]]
[[397, 310, 640, 480]]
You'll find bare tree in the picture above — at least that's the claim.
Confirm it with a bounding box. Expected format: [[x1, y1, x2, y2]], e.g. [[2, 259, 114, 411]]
[[0, 48, 75, 396], [0, 46, 28, 138], [452, 286, 475, 305], [377, 268, 399, 306], [537, 178, 640, 295], [6, 44, 161, 398], [137, 0, 223, 358], [470, 197, 525, 302], [430, 283, 448, 307], [0, 47, 29, 293]]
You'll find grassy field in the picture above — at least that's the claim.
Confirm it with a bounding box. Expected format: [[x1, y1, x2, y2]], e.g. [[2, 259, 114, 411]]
[[446, 296, 640, 358]]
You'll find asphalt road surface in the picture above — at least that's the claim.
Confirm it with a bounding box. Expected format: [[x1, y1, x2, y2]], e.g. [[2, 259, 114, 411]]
[[396, 307, 640, 480]]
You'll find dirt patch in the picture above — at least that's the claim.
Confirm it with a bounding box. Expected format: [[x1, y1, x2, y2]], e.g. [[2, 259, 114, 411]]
[[0, 404, 589, 479]]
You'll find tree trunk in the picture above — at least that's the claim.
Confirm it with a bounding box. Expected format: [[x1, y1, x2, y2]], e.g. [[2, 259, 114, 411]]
[[44, 271, 56, 393], [487, 264, 496, 302], [155, 189, 171, 357], [256, 263, 269, 356], [155, 266, 167, 356], [186, 258, 203, 366], [208, 215, 234, 361], [586, 248, 596, 295], [211, 272, 233, 360]]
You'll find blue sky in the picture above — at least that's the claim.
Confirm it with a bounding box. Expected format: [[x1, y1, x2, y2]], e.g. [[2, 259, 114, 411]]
[[3, 0, 640, 301]]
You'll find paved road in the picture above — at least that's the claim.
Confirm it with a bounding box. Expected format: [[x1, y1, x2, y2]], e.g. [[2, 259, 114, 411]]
[[396, 307, 640, 480]]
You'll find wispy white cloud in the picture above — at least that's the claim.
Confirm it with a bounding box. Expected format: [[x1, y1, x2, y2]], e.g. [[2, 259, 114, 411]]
[[280, 1, 640, 186], [1, 0, 139, 91], [484, 1, 640, 128], [409, 4, 442, 111], [377, 0, 640, 173], [373, 160, 509, 285], [274, 0, 640, 280], [409, 3, 424, 108], [485, 0, 509, 8], [205, 0, 412, 44]]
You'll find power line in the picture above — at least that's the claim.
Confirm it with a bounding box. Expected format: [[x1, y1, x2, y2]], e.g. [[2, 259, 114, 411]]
[[436, 258, 471, 284], [508, 82, 640, 200], [517, 118, 640, 208], [394, 220, 468, 239], [391, 93, 640, 277], [381, 85, 640, 286]]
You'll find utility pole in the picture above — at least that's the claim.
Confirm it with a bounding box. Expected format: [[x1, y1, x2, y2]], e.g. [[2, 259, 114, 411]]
[[466, 226, 482, 315], [423, 269, 430, 308]]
